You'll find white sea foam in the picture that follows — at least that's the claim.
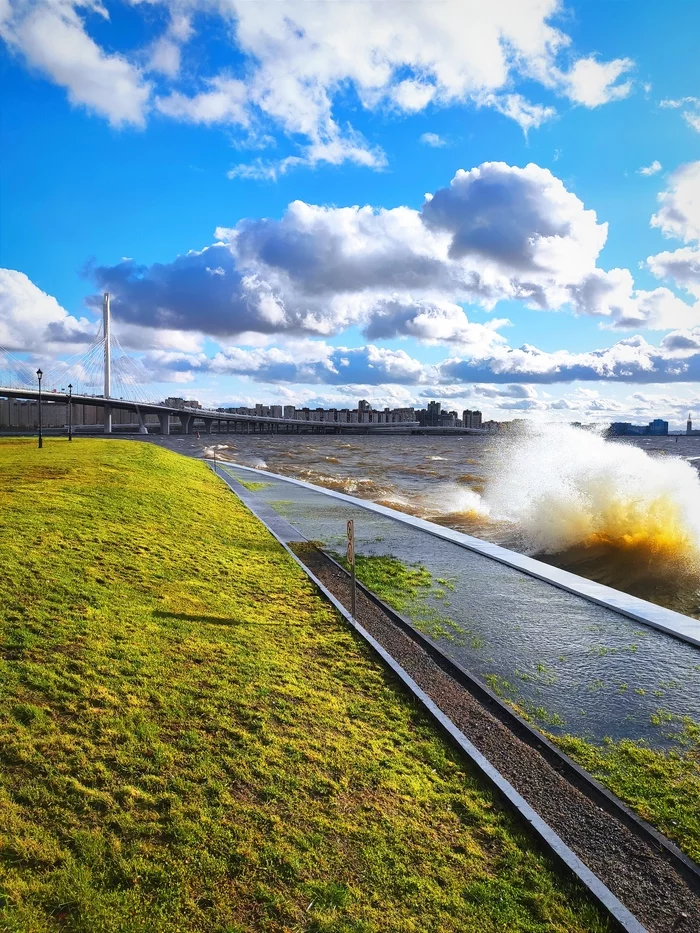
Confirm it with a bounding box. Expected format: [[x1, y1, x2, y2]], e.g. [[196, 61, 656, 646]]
[[482, 423, 700, 558]]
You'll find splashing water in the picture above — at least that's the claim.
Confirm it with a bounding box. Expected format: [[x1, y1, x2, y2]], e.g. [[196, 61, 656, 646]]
[[472, 424, 700, 611], [485, 424, 700, 555]]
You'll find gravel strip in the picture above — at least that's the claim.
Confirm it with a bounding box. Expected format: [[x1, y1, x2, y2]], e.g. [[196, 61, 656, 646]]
[[292, 544, 700, 933]]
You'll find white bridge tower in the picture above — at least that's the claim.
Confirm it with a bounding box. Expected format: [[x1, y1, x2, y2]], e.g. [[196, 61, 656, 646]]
[[103, 292, 112, 434]]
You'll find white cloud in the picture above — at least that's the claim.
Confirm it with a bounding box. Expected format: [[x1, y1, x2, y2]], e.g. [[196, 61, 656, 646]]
[[0, 0, 150, 126], [646, 247, 700, 299], [647, 162, 700, 314], [134, 328, 700, 391], [560, 56, 634, 107], [1, 0, 637, 170], [651, 161, 700, 243], [420, 132, 447, 148], [638, 160, 662, 176], [0, 268, 94, 352], [437, 329, 700, 385], [156, 77, 249, 126], [479, 93, 556, 132], [660, 96, 700, 134], [684, 112, 700, 133], [92, 161, 696, 341], [660, 97, 700, 109], [147, 14, 192, 79]]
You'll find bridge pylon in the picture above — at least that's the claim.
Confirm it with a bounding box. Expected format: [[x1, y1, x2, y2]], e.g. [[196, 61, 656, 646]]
[[103, 293, 112, 434]]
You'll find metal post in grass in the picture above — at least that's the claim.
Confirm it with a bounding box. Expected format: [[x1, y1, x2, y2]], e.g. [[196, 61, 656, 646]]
[[347, 519, 356, 618], [68, 384, 73, 441], [36, 368, 43, 448]]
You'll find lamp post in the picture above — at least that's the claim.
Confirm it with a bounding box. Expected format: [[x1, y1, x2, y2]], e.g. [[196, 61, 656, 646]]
[[36, 368, 43, 448], [68, 383, 73, 442]]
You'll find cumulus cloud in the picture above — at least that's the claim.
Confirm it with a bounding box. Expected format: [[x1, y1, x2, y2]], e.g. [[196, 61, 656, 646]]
[[437, 329, 700, 384], [137, 328, 700, 390], [1, 1, 637, 170], [638, 160, 662, 176], [0, 268, 95, 352], [0, 0, 150, 126], [646, 162, 700, 313], [92, 162, 696, 341], [560, 56, 634, 107], [156, 77, 249, 126], [650, 161, 700, 243], [145, 342, 431, 387], [420, 162, 605, 272], [646, 247, 700, 299]]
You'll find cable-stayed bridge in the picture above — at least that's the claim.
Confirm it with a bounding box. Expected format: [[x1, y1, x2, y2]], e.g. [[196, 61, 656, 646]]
[[1, 295, 424, 435]]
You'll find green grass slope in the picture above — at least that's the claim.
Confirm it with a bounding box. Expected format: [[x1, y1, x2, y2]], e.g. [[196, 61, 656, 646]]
[[0, 439, 609, 933]]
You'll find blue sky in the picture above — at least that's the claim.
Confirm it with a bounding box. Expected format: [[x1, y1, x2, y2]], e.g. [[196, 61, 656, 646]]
[[1, 0, 699, 426]]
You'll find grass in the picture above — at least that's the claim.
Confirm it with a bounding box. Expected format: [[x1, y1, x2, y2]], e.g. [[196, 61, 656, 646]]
[[235, 479, 271, 492], [333, 553, 465, 642], [0, 438, 611, 933], [551, 720, 700, 863]]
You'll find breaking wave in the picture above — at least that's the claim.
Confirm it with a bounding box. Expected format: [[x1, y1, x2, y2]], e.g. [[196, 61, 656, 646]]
[[420, 424, 700, 612], [485, 424, 700, 560]]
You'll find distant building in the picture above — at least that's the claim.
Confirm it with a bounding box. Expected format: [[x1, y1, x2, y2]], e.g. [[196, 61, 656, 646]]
[[416, 400, 442, 426], [687, 413, 700, 436], [163, 397, 201, 409], [462, 409, 483, 429], [209, 399, 416, 424], [439, 410, 458, 427], [609, 419, 668, 437], [0, 399, 155, 429]]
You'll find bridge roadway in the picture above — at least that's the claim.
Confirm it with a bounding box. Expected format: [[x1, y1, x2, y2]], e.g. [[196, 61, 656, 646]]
[[0, 385, 488, 436]]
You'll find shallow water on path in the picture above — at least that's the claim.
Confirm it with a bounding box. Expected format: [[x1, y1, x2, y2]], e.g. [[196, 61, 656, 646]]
[[221, 463, 700, 754]]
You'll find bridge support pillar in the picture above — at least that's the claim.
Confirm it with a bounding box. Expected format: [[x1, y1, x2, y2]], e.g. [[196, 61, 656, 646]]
[[159, 413, 170, 435], [203, 420, 212, 434], [104, 404, 112, 434], [180, 413, 192, 434]]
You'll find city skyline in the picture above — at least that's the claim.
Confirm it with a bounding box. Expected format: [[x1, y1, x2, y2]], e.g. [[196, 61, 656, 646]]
[[1, 1, 700, 429]]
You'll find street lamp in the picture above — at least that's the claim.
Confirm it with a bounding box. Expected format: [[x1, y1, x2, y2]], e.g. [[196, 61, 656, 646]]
[[36, 368, 43, 448], [68, 384, 73, 442]]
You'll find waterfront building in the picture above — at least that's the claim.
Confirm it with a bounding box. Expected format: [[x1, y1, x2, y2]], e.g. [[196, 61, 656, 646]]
[[163, 397, 201, 409], [0, 399, 155, 430], [686, 413, 700, 436], [462, 409, 483, 429], [609, 419, 669, 436]]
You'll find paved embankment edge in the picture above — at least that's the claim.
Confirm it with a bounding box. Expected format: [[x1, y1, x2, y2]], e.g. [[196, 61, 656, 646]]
[[208, 461, 648, 933], [214, 459, 699, 648]]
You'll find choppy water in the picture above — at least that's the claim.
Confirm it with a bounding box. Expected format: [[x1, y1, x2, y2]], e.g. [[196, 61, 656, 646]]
[[208, 425, 700, 618]]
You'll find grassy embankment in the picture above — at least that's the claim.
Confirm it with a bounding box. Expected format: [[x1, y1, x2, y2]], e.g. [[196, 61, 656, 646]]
[[345, 554, 700, 863], [0, 439, 610, 933]]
